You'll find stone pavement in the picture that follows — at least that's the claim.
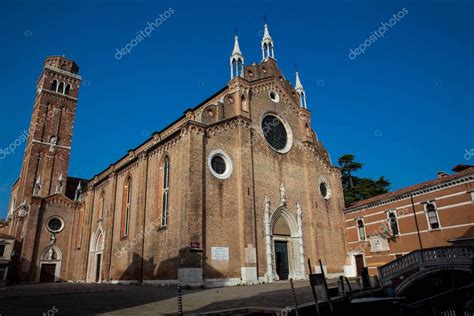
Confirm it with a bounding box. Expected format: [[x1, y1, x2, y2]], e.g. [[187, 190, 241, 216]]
[[0, 280, 342, 315]]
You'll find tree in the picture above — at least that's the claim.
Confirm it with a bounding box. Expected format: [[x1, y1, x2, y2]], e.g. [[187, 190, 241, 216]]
[[338, 154, 390, 207], [338, 154, 363, 190]]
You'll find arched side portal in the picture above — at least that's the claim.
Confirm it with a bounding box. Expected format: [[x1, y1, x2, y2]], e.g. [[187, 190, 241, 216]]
[[87, 227, 105, 283], [37, 245, 62, 283], [264, 204, 306, 282]]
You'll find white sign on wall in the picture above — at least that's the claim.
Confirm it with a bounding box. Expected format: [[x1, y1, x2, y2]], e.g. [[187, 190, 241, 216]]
[[211, 247, 229, 261], [369, 236, 390, 253]]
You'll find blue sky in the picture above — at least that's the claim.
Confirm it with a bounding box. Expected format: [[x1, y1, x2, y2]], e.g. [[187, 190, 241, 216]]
[[0, 0, 473, 218]]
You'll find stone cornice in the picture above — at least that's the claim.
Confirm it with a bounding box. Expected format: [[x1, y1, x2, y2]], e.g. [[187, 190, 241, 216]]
[[44, 65, 82, 80], [206, 116, 251, 137], [39, 89, 78, 104]]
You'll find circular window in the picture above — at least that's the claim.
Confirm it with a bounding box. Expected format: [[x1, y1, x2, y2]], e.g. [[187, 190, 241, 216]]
[[261, 114, 293, 153], [208, 150, 233, 179], [269, 90, 280, 103], [211, 156, 226, 175], [319, 178, 332, 200], [47, 217, 64, 233]]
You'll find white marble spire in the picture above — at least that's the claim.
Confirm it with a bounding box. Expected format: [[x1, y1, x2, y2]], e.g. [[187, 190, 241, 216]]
[[230, 35, 244, 79], [261, 22, 275, 60], [295, 71, 307, 109]]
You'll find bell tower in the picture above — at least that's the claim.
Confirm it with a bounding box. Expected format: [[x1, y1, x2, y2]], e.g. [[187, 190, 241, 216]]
[[15, 56, 81, 207]]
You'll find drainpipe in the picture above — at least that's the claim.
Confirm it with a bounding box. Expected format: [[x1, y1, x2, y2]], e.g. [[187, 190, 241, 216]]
[[410, 194, 423, 250]]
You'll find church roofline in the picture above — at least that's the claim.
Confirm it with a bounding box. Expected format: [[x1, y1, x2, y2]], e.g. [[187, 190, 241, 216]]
[[83, 57, 311, 189], [344, 167, 474, 214], [11, 177, 19, 188], [87, 85, 229, 184]]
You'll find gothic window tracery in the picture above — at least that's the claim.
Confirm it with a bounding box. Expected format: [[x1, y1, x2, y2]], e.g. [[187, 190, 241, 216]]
[[161, 157, 170, 227], [121, 176, 132, 236]]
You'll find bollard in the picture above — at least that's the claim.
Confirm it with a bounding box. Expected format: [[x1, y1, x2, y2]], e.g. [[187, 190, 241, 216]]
[[177, 282, 183, 315], [289, 278, 299, 316], [307, 258, 321, 316], [345, 277, 353, 299], [339, 275, 345, 296]]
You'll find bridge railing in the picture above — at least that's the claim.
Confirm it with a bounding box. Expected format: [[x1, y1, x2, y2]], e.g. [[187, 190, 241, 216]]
[[378, 246, 474, 282]]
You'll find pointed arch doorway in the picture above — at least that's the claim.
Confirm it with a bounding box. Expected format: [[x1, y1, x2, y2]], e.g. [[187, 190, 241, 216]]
[[273, 216, 291, 280], [88, 228, 104, 283], [265, 206, 306, 282]]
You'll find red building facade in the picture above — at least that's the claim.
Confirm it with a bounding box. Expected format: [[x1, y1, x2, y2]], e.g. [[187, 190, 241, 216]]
[[344, 165, 474, 276]]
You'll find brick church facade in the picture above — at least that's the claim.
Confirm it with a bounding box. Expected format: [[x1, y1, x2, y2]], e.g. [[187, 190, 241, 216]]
[[4, 23, 349, 286]]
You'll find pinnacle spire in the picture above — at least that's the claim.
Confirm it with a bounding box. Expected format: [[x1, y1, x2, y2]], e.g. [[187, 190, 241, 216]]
[[295, 71, 304, 92], [295, 71, 307, 109], [263, 23, 272, 42], [74, 181, 82, 201], [230, 34, 244, 79], [261, 21, 275, 60], [232, 35, 243, 58]]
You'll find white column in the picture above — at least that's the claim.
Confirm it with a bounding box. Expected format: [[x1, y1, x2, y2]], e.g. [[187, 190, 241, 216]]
[[264, 196, 274, 283], [297, 203, 306, 279], [230, 62, 234, 79]]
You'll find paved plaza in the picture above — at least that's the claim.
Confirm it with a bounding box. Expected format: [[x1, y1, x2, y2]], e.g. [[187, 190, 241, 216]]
[[0, 280, 335, 315]]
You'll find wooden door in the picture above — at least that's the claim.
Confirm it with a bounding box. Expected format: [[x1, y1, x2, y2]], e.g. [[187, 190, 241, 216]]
[[40, 264, 56, 283], [275, 241, 289, 280], [355, 254, 364, 276]]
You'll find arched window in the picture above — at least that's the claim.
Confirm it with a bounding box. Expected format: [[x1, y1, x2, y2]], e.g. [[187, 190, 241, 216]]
[[161, 157, 170, 226], [357, 219, 366, 241], [58, 82, 64, 94], [121, 176, 132, 236], [388, 211, 399, 236], [64, 84, 71, 95], [51, 80, 58, 92], [425, 202, 440, 230]]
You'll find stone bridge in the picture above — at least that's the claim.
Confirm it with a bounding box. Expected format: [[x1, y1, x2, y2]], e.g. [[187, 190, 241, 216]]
[[378, 246, 474, 296]]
